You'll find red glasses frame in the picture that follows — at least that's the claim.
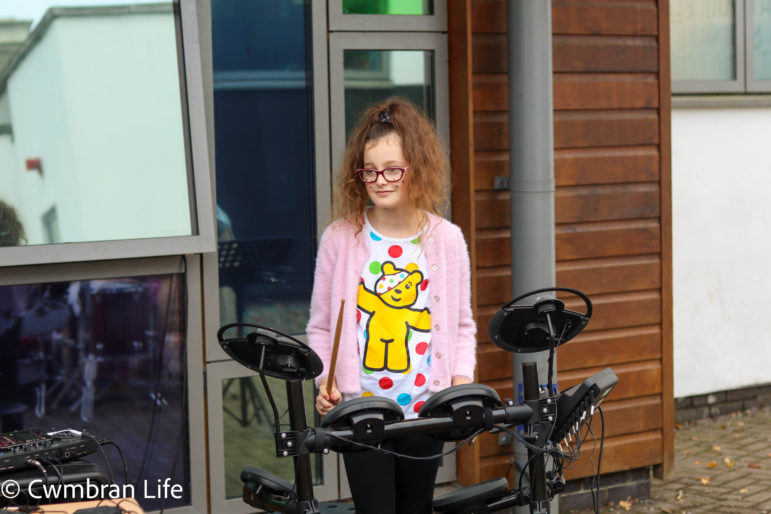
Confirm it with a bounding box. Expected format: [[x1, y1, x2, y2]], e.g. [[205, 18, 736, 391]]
[[354, 166, 408, 183]]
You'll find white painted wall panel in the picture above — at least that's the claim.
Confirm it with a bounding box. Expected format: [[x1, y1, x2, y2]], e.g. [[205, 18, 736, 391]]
[[672, 107, 771, 397]]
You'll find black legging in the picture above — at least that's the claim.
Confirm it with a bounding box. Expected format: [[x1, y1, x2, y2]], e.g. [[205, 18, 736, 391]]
[[342, 432, 445, 514]]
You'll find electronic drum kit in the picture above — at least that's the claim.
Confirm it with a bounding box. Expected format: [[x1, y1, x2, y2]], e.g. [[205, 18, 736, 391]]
[[217, 288, 618, 514]]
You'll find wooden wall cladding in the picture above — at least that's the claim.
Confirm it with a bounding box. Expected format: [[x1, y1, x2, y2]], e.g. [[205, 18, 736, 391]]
[[475, 73, 660, 111], [553, 36, 659, 73], [475, 147, 661, 189], [551, 0, 659, 36], [464, 0, 670, 484], [475, 183, 661, 227], [477, 254, 661, 307]]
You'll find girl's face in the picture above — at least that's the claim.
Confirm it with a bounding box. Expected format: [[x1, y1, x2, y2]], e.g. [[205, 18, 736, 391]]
[[362, 133, 409, 212]]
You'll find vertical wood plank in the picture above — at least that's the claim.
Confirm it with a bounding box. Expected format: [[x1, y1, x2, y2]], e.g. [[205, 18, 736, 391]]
[[657, 0, 675, 478], [448, 0, 480, 486]]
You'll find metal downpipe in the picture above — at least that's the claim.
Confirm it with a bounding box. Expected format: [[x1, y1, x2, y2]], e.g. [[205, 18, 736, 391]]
[[508, 1, 557, 511]]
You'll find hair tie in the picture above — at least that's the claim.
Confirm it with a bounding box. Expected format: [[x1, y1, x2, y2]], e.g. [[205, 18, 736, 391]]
[[376, 108, 393, 124]]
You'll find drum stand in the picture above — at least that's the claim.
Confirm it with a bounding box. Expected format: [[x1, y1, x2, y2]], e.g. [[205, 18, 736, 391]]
[[218, 288, 618, 514]]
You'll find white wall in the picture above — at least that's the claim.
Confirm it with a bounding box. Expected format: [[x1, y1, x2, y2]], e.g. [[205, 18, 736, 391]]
[[6, 20, 74, 243], [672, 106, 771, 398], [0, 94, 21, 206], [56, 14, 191, 242]]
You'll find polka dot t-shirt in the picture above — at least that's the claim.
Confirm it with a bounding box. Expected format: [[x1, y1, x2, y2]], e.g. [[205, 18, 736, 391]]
[[352, 212, 432, 418]]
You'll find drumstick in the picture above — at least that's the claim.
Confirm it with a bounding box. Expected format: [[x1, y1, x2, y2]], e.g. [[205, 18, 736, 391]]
[[326, 299, 345, 397]]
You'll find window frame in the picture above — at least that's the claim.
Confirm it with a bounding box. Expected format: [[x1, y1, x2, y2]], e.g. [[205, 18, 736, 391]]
[[0, 0, 216, 268]]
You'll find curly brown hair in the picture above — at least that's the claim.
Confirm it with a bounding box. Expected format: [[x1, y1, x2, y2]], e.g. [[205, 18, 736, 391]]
[[0, 199, 26, 246], [331, 97, 449, 234]]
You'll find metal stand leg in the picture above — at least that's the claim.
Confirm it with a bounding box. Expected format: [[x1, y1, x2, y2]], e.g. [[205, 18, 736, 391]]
[[69, 353, 96, 423], [222, 377, 272, 428]]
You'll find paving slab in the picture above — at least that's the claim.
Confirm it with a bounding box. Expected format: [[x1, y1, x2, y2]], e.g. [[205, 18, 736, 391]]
[[568, 406, 771, 513]]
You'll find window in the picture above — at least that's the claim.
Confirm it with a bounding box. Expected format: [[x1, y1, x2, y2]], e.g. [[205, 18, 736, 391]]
[[342, 0, 434, 16], [211, 0, 316, 337], [328, 34, 449, 190], [0, 0, 215, 267], [208, 1, 331, 510], [0, 271, 191, 511], [671, 0, 771, 93], [328, 0, 446, 31], [749, 0, 771, 87]]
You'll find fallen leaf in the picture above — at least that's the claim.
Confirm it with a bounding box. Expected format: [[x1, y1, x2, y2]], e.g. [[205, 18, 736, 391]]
[[676, 490, 684, 502], [700, 477, 711, 485], [748, 461, 761, 469], [708, 460, 717, 468], [619, 500, 632, 510], [737, 421, 744, 427], [712, 445, 721, 452], [733, 433, 741, 438], [662, 508, 673, 513], [674, 423, 682, 430], [720, 424, 726, 429], [692, 436, 699, 440], [694, 460, 702, 466], [682, 449, 691, 455], [739, 488, 749, 494], [767, 453, 771, 458], [724, 457, 736, 468]]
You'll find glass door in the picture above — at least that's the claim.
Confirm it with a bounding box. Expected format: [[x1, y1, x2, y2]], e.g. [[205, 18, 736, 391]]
[[325, 8, 454, 495]]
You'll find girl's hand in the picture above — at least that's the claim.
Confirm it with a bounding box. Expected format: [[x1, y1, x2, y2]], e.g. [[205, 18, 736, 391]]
[[316, 377, 342, 416], [452, 375, 472, 386]]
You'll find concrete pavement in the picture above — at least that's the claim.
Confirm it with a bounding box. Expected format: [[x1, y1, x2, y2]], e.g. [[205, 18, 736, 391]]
[[570, 406, 771, 513]]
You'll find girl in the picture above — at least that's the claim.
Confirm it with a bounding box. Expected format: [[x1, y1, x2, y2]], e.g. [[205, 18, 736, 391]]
[[307, 97, 476, 513]]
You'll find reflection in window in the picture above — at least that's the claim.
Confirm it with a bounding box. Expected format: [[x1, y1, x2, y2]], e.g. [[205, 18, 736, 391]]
[[0, 2, 192, 246], [344, 49, 435, 134], [671, 0, 736, 81], [212, 0, 320, 499], [754, 0, 771, 80], [42, 205, 60, 244], [0, 274, 189, 511], [0, 198, 27, 246], [343, 0, 434, 15], [221, 375, 320, 499], [212, 0, 315, 336]]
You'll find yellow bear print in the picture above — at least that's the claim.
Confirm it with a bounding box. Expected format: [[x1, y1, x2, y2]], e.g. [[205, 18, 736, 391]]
[[357, 261, 431, 373]]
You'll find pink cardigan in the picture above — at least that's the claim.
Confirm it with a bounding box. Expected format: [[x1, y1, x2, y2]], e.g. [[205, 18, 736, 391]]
[[306, 212, 477, 395]]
